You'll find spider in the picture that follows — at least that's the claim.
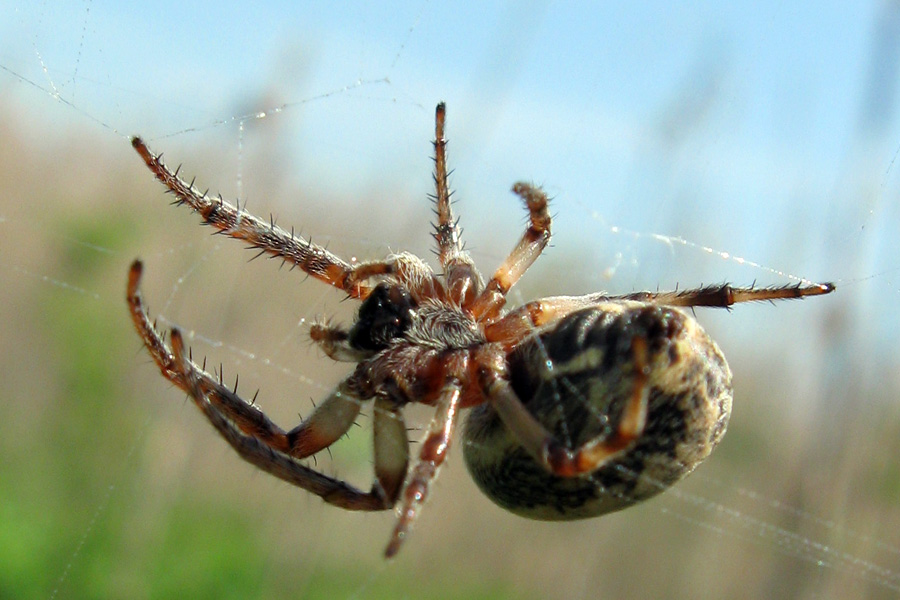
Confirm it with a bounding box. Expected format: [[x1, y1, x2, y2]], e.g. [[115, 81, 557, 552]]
[[127, 103, 834, 558]]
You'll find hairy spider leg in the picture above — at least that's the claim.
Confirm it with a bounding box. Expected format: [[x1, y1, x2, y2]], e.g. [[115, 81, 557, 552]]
[[373, 396, 411, 511], [127, 260, 402, 510], [132, 137, 374, 299], [385, 351, 468, 558], [468, 183, 552, 322], [429, 103, 483, 305], [431, 102, 460, 265], [607, 282, 836, 306], [483, 281, 836, 349]]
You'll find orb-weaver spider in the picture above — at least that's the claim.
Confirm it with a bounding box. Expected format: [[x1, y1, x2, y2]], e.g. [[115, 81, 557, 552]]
[[127, 103, 833, 557]]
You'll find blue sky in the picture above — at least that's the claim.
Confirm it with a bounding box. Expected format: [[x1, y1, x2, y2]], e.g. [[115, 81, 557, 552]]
[[2, 1, 898, 353], [2, 2, 883, 198]]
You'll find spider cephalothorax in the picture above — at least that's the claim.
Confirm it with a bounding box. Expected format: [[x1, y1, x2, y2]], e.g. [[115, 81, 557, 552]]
[[127, 103, 833, 557]]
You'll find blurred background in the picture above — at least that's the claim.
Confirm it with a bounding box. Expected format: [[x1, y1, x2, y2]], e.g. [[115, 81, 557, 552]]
[[2, 1, 899, 598]]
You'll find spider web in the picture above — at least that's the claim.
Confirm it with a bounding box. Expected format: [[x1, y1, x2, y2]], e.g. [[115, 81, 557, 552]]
[[3, 2, 900, 599]]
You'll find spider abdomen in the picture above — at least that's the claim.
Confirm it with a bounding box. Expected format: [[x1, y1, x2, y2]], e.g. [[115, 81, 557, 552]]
[[463, 302, 732, 520]]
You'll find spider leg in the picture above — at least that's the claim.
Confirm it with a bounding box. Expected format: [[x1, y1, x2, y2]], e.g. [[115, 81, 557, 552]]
[[132, 138, 373, 299], [431, 102, 460, 265], [428, 103, 482, 305], [483, 280, 836, 349], [605, 281, 835, 307], [478, 339, 650, 477], [284, 383, 362, 458], [127, 260, 392, 510], [468, 183, 552, 321], [484, 295, 605, 348], [373, 396, 410, 512], [384, 353, 467, 558]]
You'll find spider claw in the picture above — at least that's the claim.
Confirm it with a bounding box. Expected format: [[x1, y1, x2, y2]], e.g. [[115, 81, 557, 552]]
[[127, 259, 144, 294]]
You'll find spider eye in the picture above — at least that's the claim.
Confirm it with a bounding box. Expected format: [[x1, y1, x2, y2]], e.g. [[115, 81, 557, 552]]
[[349, 283, 416, 352]]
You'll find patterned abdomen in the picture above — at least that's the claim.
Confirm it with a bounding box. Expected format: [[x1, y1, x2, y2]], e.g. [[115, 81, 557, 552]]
[[464, 302, 733, 520]]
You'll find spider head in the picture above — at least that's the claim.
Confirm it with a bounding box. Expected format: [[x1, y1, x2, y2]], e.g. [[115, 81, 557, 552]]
[[349, 283, 416, 352]]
